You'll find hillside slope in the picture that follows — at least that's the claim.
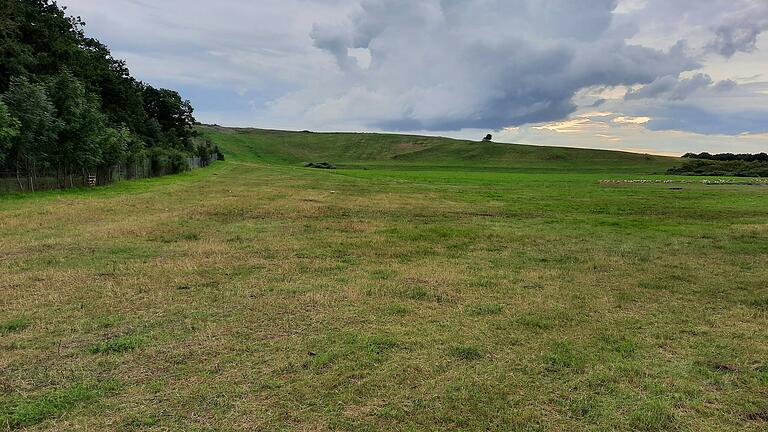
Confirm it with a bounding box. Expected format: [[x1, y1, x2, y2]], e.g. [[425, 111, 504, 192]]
[[199, 126, 680, 174]]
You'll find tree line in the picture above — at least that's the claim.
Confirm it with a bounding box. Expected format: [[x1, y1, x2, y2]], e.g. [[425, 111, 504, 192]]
[[0, 0, 221, 190], [682, 152, 768, 162]]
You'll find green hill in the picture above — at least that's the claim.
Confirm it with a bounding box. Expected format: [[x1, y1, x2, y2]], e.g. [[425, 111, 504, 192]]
[[199, 126, 680, 174]]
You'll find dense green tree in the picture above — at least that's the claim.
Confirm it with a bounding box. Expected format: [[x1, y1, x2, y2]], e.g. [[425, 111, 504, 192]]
[[0, 100, 20, 164], [100, 126, 135, 168], [0, 0, 85, 90], [2, 76, 59, 190], [47, 70, 108, 175], [142, 86, 196, 151], [0, 1, 34, 91], [142, 118, 163, 147], [71, 38, 149, 134]]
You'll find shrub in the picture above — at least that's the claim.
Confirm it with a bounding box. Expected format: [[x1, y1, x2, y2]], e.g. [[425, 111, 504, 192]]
[[668, 159, 768, 177], [149, 147, 190, 176], [304, 162, 337, 169]]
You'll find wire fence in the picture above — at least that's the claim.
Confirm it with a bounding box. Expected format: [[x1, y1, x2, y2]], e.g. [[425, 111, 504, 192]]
[[0, 155, 217, 193]]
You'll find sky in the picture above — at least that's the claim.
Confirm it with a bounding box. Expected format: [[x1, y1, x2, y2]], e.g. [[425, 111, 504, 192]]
[[60, 0, 768, 156]]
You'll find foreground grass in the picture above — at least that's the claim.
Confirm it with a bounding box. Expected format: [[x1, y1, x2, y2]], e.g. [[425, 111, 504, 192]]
[[1, 131, 767, 430]]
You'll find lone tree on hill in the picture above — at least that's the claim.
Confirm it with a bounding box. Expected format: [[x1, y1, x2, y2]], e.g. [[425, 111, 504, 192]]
[[483, 134, 493, 142]]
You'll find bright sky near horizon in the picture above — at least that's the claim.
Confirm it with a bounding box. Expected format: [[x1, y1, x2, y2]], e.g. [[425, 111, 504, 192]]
[[61, 0, 768, 155]]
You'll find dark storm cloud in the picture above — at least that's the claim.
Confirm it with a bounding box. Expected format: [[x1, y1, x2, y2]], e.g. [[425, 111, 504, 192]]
[[646, 106, 768, 135], [710, 24, 767, 58], [624, 73, 737, 101], [707, 5, 768, 58]]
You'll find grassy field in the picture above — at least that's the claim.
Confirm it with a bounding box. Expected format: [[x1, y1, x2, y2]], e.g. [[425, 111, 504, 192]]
[[1, 128, 767, 431]]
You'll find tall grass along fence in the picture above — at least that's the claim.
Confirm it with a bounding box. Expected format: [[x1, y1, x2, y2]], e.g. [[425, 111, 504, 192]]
[[0, 155, 217, 193]]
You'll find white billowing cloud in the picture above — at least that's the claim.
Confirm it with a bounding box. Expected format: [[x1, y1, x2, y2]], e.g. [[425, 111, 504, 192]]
[[63, 0, 359, 89], [601, 79, 768, 135], [618, 0, 768, 56], [496, 110, 768, 156], [614, 116, 650, 124]]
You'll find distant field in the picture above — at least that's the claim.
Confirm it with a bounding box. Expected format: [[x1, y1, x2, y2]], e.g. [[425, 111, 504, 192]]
[[2, 128, 767, 431]]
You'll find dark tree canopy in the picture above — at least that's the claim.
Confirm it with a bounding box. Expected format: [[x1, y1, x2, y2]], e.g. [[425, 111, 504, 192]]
[[669, 158, 768, 177], [0, 100, 20, 164], [0, 0, 219, 186], [683, 152, 768, 162]]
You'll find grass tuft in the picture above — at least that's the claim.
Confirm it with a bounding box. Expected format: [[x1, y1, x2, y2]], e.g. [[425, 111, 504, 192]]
[[465, 303, 504, 317], [599, 334, 638, 359], [365, 335, 399, 355], [748, 297, 768, 311], [545, 341, 584, 370], [0, 316, 31, 335], [514, 314, 554, 331], [401, 286, 429, 301], [384, 304, 410, 316], [448, 345, 484, 361], [123, 413, 160, 429], [629, 400, 677, 431], [88, 335, 145, 354]]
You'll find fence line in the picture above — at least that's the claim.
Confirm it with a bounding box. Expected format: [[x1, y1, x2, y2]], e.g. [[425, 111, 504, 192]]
[[0, 155, 217, 193]]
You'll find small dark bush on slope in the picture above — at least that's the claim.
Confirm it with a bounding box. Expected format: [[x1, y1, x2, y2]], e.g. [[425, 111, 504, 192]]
[[304, 162, 337, 169]]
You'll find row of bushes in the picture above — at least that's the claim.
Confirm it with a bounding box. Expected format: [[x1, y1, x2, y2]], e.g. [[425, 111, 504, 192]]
[[682, 152, 768, 162], [668, 159, 768, 177]]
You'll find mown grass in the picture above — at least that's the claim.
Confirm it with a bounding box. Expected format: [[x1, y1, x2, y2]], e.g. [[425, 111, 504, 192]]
[[0, 127, 766, 430], [0, 381, 120, 429]]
